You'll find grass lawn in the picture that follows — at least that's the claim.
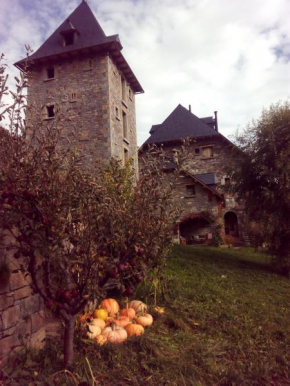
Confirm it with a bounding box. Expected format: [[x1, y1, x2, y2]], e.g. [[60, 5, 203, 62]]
[[2, 246, 290, 385]]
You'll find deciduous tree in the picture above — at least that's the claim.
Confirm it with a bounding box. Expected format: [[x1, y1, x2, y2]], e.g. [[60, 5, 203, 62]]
[[228, 101, 290, 274]]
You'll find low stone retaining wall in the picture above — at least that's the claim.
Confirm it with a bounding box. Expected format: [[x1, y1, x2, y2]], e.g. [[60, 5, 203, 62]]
[[0, 231, 46, 363]]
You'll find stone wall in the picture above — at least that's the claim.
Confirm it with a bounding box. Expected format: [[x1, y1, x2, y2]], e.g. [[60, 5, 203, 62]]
[[27, 52, 139, 173], [0, 232, 46, 363], [27, 53, 111, 169], [108, 56, 138, 172], [140, 137, 247, 241]]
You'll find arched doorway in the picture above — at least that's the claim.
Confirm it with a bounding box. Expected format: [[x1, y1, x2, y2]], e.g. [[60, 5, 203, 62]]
[[224, 211, 239, 237], [179, 215, 211, 245]]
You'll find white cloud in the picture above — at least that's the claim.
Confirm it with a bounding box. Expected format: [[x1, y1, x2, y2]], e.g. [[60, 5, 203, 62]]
[[1, 0, 289, 144]]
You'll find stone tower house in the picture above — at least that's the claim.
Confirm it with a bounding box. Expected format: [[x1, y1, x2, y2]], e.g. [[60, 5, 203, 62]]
[[15, 0, 143, 170]]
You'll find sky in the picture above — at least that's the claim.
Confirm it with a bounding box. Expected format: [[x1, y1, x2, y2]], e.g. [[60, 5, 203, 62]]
[[0, 0, 289, 145]]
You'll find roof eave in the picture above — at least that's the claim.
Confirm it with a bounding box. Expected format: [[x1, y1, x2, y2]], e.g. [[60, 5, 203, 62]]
[[14, 40, 143, 94]]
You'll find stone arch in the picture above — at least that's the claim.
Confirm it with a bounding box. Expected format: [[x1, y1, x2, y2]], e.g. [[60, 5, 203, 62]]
[[224, 211, 239, 237], [179, 213, 212, 245]]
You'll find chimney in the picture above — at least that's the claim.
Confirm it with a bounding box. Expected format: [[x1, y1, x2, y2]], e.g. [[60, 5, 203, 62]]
[[188, 105, 191, 112], [214, 111, 218, 132]]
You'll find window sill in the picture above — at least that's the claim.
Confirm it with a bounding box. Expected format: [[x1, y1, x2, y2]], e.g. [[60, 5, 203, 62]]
[[43, 78, 55, 82], [43, 117, 55, 121], [123, 137, 130, 145], [122, 100, 128, 108], [201, 157, 214, 160], [184, 195, 196, 199]]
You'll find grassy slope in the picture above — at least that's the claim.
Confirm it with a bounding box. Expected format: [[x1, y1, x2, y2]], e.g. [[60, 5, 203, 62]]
[[3, 246, 290, 385]]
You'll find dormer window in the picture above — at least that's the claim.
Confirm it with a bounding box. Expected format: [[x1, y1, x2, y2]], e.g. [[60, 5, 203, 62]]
[[64, 32, 74, 46], [60, 19, 77, 47]]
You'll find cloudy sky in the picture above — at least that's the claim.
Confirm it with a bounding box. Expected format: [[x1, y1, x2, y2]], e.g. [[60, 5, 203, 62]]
[[0, 0, 289, 145]]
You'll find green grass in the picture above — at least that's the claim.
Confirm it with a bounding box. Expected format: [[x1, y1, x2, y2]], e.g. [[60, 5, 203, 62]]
[[3, 246, 290, 385]]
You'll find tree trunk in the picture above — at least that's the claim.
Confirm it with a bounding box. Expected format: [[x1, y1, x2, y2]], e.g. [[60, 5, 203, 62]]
[[63, 315, 77, 368]]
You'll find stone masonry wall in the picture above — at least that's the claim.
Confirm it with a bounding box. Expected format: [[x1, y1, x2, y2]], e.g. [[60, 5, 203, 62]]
[[108, 56, 138, 171], [141, 137, 246, 240], [27, 53, 111, 169], [0, 232, 45, 363]]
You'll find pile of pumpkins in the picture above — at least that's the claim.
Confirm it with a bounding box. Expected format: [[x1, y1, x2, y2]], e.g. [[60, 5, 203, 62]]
[[80, 298, 153, 345]]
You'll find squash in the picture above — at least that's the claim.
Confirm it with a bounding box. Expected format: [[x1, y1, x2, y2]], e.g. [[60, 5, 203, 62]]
[[94, 334, 107, 346], [136, 313, 153, 327], [129, 300, 147, 314], [125, 323, 144, 337], [120, 307, 136, 320], [86, 325, 101, 339], [100, 298, 119, 317], [93, 308, 108, 320], [102, 325, 127, 344], [90, 318, 106, 330], [112, 316, 131, 328]]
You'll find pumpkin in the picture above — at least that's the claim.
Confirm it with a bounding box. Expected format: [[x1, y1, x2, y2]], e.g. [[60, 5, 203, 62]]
[[100, 298, 119, 317], [120, 307, 136, 320], [129, 300, 147, 314], [86, 325, 101, 339], [125, 323, 144, 337], [112, 316, 131, 328], [90, 318, 106, 330], [102, 325, 127, 344], [93, 308, 108, 320], [136, 313, 153, 327], [94, 334, 107, 346]]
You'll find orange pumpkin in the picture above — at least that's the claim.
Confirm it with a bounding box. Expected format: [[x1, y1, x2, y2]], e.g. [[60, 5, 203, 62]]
[[102, 325, 127, 344], [90, 318, 106, 330], [112, 316, 131, 328], [120, 307, 136, 320], [129, 300, 147, 314], [136, 313, 153, 327], [100, 298, 119, 317], [125, 323, 144, 337]]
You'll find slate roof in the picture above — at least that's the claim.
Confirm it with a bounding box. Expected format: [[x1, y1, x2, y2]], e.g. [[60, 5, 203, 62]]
[[142, 104, 220, 146], [14, 1, 143, 93], [194, 173, 218, 186]]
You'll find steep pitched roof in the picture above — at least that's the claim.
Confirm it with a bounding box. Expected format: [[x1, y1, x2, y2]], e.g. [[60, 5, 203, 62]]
[[142, 104, 220, 145], [182, 171, 223, 200], [14, 1, 143, 93]]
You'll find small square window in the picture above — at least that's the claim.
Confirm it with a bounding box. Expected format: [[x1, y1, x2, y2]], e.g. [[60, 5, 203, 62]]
[[225, 177, 230, 185], [46, 67, 55, 79], [115, 106, 120, 119], [195, 148, 200, 155], [202, 146, 213, 158], [186, 185, 195, 196], [46, 105, 55, 118]]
